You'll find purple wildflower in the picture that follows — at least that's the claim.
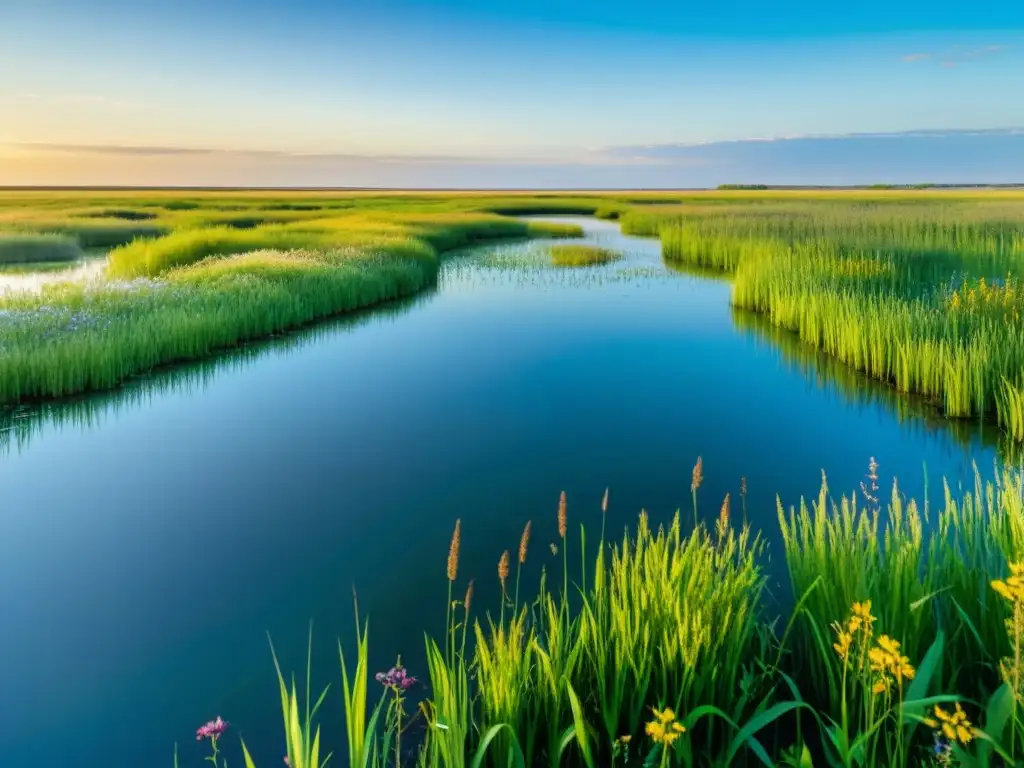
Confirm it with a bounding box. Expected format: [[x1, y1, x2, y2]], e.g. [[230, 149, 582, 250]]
[[196, 716, 229, 741], [376, 665, 417, 691]]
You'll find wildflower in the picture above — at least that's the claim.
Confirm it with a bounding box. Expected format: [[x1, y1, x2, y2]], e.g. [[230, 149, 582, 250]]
[[376, 665, 418, 691], [851, 600, 875, 629], [867, 634, 915, 693], [932, 734, 954, 766], [617, 735, 632, 744], [447, 520, 461, 582], [196, 716, 229, 741], [646, 708, 686, 746], [832, 626, 853, 661], [558, 491, 568, 539], [923, 703, 974, 745], [992, 562, 1024, 604]]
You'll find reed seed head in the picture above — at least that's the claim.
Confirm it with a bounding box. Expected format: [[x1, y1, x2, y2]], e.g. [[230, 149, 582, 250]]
[[740, 476, 747, 497], [557, 491, 568, 539], [602, 487, 609, 514], [447, 519, 461, 582], [691, 457, 704, 493], [498, 550, 510, 590], [519, 520, 532, 564], [717, 493, 731, 538], [464, 579, 474, 612]]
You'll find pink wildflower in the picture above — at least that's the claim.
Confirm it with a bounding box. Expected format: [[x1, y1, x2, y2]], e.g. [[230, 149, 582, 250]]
[[196, 716, 229, 741]]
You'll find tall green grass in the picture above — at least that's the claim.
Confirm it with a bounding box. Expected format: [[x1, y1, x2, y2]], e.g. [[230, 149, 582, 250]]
[[0, 233, 83, 264], [0, 208, 581, 404], [643, 200, 1024, 441], [215, 461, 1024, 768]]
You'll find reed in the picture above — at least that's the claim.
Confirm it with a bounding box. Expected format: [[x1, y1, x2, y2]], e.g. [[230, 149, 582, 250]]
[[0, 202, 582, 405], [549, 245, 622, 267], [0, 233, 83, 264], [209, 459, 1024, 768]]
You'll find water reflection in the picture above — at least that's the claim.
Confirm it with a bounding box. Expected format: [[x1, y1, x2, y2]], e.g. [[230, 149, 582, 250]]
[[0, 290, 435, 454]]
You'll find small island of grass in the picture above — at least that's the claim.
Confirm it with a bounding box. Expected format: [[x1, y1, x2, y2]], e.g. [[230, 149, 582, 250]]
[[0, 233, 85, 265], [550, 243, 623, 267]]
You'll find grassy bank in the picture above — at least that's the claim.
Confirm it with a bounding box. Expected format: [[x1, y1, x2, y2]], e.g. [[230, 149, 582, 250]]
[[0, 233, 84, 264], [634, 198, 1024, 441], [0, 198, 583, 402], [550, 244, 623, 267], [185, 460, 1024, 768]]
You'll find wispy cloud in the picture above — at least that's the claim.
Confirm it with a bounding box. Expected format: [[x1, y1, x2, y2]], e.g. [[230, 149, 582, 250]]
[[901, 44, 1009, 67]]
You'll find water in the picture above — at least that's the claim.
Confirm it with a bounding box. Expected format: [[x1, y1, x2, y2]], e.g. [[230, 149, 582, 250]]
[[0, 217, 1000, 767], [0, 254, 108, 294]]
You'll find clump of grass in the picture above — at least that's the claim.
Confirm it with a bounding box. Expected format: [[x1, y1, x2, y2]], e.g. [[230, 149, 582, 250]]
[[187, 458, 1024, 768], [550, 244, 622, 267], [0, 233, 84, 264]]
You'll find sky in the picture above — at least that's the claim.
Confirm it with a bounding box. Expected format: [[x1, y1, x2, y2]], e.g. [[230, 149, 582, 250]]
[[1, 0, 1022, 187]]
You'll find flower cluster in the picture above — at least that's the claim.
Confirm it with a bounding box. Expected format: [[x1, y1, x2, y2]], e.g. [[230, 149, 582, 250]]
[[991, 562, 1024, 604], [990, 562, 1024, 691], [832, 600, 915, 695], [867, 634, 915, 694], [923, 703, 975, 745], [831, 600, 876, 661], [376, 665, 417, 691], [196, 716, 229, 741], [645, 708, 686, 747]]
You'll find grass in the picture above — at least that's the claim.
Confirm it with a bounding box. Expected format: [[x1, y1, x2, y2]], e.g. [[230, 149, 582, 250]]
[[626, 197, 1024, 442], [549, 245, 623, 267], [5, 188, 1024, 447], [0, 233, 84, 264], [189, 459, 1024, 768], [0, 196, 585, 403]]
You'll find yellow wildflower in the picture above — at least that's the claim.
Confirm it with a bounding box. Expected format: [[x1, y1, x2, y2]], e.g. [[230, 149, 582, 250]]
[[992, 563, 1024, 604], [646, 708, 686, 747], [851, 600, 876, 628], [833, 628, 853, 661], [617, 735, 632, 745], [924, 704, 974, 745]]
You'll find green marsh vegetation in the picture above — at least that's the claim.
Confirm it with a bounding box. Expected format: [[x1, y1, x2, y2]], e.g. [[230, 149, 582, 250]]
[[621, 193, 1024, 443], [5, 187, 1024, 449], [0, 192, 596, 403], [0, 233, 84, 264], [549, 244, 623, 267], [189, 459, 1024, 768]]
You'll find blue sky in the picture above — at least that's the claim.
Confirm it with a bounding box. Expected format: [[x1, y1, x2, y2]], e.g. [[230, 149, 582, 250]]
[[1, 0, 1022, 186]]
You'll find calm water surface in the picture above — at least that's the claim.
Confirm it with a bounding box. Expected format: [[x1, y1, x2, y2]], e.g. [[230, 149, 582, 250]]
[[0, 218, 1001, 767]]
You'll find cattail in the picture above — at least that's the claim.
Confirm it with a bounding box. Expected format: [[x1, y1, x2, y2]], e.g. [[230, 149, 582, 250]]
[[464, 579, 474, 612], [498, 550, 510, 592], [558, 491, 568, 539], [601, 487, 609, 513], [519, 521, 532, 564], [447, 519, 461, 582], [691, 457, 704, 493]]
